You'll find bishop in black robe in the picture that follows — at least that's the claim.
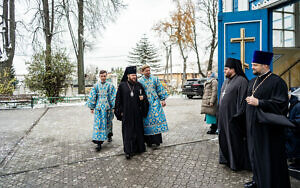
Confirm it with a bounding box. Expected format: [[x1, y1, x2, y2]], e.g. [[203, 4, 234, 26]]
[[114, 66, 149, 159], [218, 58, 251, 171], [245, 50, 290, 188]]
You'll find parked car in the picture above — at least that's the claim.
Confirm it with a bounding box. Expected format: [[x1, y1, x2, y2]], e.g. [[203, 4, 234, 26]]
[[182, 78, 207, 99]]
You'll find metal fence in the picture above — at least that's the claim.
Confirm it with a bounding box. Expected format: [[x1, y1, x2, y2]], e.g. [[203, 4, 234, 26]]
[[0, 96, 88, 109]]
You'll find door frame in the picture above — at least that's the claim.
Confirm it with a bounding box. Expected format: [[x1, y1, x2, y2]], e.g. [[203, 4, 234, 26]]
[[217, 9, 273, 97]]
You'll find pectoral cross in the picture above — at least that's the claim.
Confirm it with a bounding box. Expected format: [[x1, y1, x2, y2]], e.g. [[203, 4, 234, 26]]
[[221, 90, 226, 98], [230, 28, 255, 72]]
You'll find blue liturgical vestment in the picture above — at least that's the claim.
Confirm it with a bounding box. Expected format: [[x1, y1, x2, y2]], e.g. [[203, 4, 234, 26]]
[[86, 81, 116, 141], [138, 75, 169, 135]]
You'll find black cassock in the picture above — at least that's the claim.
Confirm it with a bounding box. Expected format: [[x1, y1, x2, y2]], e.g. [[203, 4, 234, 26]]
[[114, 81, 149, 155], [218, 75, 251, 171], [246, 72, 290, 188]]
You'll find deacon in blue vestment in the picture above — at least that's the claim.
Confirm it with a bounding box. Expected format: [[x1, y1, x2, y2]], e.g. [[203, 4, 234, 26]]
[[86, 70, 116, 152], [138, 65, 169, 147]]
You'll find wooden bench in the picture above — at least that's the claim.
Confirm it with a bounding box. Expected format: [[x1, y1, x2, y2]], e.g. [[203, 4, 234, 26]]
[[0, 94, 35, 108]]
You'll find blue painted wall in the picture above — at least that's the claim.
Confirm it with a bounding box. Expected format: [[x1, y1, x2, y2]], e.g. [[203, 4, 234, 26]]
[[217, 0, 299, 97], [217, 9, 271, 97]]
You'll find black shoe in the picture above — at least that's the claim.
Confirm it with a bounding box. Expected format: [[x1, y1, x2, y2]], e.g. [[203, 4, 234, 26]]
[[207, 130, 217, 135], [125, 153, 131, 160], [244, 181, 257, 188], [147, 143, 152, 147], [151, 144, 160, 150], [96, 144, 102, 152], [219, 161, 228, 165], [108, 136, 112, 142], [289, 166, 300, 180], [289, 162, 300, 169]]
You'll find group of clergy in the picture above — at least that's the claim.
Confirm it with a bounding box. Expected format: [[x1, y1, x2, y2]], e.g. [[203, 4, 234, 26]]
[[86, 65, 169, 160], [217, 50, 295, 188], [86, 50, 295, 188]]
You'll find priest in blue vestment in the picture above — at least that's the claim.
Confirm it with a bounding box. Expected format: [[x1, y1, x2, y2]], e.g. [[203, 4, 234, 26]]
[[138, 65, 169, 148]]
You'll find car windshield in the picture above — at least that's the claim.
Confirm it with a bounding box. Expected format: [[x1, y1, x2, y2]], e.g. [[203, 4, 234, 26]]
[[185, 80, 197, 85], [185, 79, 207, 85], [199, 79, 207, 84]]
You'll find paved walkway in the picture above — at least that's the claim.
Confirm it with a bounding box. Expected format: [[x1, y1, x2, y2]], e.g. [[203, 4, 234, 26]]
[[0, 98, 299, 187]]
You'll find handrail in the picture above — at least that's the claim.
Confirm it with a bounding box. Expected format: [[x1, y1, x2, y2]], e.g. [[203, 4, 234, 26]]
[[279, 59, 300, 77]]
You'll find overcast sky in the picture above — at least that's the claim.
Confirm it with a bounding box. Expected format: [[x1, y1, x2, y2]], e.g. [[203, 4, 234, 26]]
[[84, 0, 176, 71], [13, 0, 214, 75]]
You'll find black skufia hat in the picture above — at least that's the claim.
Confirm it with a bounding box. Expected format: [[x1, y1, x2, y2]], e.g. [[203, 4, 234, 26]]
[[225, 58, 248, 81], [121, 66, 137, 82]]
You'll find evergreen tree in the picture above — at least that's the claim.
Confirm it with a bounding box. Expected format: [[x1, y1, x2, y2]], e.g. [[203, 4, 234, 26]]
[[111, 67, 124, 85], [128, 35, 161, 72], [0, 67, 17, 95], [25, 49, 75, 98]]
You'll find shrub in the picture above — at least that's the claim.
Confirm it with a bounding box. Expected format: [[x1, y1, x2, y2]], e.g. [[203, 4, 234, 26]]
[[0, 67, 17, 95], [25, 50, 75, 98]]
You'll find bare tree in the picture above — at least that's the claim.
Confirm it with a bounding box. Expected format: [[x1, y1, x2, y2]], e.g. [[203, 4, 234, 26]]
[[168, 0, 194, 86], [155, 0, 207, 86], [20, 0, 123, 95], [77, 0, 84, 94], [23, 0, 64, 97], [25, 0, 64, 65], [197, 0, 218, 73], [162, 42, 170, 81], [60, 0, 125, 94], [43, 0, 54, 72], [186, 0, 205, 77], [85, 64, 98, 84], [0, 0, 16, 72], [153, 23, 174, 83]]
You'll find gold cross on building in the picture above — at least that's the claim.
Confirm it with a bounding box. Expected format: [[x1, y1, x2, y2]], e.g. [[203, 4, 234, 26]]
[[230, 28, 255, 72]]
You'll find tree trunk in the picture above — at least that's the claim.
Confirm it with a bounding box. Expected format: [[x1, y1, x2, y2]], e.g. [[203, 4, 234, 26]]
[[77, 0, 85, 94], [206, 35, 216, 72], [182, 57, 187, 87], [42, 0, 54, 97], [43, 0, 52, 71], [192, 18, 205, 78], [3, 0, 9, 51], [7, 0, 16, 68], [195, 42, 205, 77], [164, 45, 169, 81], [0, 0, 15, 72], [62, 0, 78, 57], [169, 46, 173, 83], [178, 42, 187, 88], [205, 0, 218, 73]]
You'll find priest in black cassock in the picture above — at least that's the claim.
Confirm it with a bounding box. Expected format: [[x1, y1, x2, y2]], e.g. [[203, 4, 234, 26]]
[[114, 66, 149, 159], [218, 58, 251, 171], [244, 51, 290, 188]]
